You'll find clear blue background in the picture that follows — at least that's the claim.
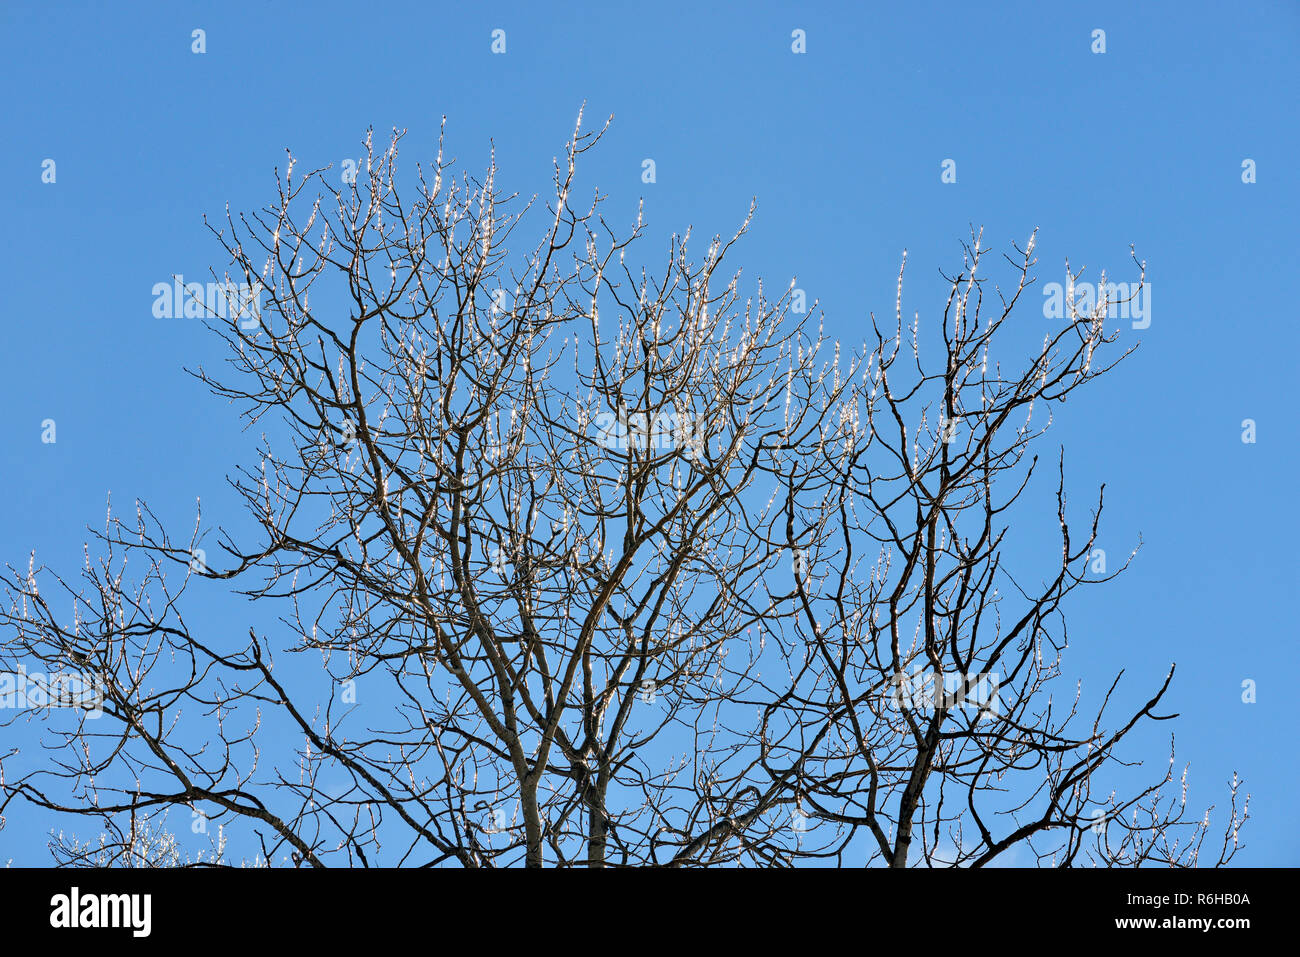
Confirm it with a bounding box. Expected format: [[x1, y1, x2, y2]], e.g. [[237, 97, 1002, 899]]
[[1, 0, 1295, 865]]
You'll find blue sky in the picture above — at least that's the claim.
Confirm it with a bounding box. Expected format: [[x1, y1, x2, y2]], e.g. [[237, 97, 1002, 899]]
[[1, 0, 1296, 865]]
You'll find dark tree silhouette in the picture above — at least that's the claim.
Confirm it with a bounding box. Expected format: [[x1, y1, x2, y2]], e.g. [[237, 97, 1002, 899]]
[[0, 114, 1246, 867]]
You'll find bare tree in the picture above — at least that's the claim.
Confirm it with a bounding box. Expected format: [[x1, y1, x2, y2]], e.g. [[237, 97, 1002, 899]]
[[0, 113, 1246, 868], [757, 235, 1247, 867]]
